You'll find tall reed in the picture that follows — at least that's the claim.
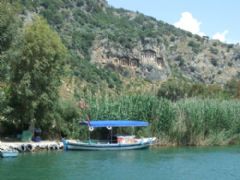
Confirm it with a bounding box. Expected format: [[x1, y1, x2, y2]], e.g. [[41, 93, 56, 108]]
[[81, 94, 240, 146]]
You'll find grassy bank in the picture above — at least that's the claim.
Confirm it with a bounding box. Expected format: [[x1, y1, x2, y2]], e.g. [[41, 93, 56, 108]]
[[82, 95, 240, 146]]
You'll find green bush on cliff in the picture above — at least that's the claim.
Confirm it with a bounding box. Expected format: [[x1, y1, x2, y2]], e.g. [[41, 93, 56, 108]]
[[188, 40, 201, 54]]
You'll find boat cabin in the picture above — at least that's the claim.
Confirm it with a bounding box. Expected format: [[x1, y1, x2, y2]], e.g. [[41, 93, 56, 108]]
[[80, 120, 149, 144]]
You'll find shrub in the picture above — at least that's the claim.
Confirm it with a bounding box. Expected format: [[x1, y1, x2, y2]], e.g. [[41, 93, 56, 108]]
[[157, 78, 190, 101], [188, 40, 201, 54], [157, 78, 230, 101], [211, 58, 218, 66], [210, 47, 219, 55], [174, 55, 185, 66], [170, 36, 176, 42], [225, 78, 240, 98]]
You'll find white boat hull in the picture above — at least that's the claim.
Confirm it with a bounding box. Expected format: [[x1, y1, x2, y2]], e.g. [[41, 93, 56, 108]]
[[64, 138, 155, 151]]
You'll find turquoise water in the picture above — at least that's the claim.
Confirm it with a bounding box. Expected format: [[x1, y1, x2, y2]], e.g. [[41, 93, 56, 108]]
[[1, 146, 240, 180]]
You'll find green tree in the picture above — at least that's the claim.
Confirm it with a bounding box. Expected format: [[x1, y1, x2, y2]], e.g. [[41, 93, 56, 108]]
[[0, 1, 16, 53], [8, 16, 67, 131], [225, 78, 240, 99], [0, 1, 18, 81], [0, 1, 19, 128], [157, 78, 230, 101], [157, 78, 190, 101]]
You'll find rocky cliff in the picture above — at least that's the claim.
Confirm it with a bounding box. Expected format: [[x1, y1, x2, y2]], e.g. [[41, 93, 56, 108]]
[[89, 14, 240, 84], [20, 0, 240, 84]]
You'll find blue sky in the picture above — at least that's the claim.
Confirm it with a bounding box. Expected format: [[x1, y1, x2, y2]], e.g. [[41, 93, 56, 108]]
[[107, 0, 240, 44]]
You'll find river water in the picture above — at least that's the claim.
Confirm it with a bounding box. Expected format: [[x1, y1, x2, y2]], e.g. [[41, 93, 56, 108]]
[[0, 146, 240, 180]]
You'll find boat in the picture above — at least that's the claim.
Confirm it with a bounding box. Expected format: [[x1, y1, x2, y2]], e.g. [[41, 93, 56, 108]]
[[63, 120, 156, 151], [0, 149, 19, 158]]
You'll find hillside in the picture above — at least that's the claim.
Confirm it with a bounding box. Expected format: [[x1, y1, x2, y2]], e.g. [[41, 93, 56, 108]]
[[1, 0, 240, 144], [18, 0, 240, 86]]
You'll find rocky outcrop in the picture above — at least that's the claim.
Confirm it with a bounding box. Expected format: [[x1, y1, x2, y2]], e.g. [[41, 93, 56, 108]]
[[91, 33, 240, 83], [91, 37, 171, 80]]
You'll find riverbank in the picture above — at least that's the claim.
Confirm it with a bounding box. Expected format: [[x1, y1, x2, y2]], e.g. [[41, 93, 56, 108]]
[[1, 136, 240, 154], [0, 141, 63, 152]]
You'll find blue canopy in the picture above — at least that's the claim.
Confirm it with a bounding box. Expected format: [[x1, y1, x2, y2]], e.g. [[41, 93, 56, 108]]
[[80, 120, 149, 127]]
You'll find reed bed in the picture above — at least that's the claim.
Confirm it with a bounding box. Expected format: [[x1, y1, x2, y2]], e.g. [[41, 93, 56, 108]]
[[83, 94, 240, 146]]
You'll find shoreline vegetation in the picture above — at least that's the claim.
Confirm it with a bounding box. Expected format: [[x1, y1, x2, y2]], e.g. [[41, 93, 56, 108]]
[[1, 94, 240, 147], [1, 1, 240, 149], [84, 95, 240, 147], [2, 91, 240, 147]]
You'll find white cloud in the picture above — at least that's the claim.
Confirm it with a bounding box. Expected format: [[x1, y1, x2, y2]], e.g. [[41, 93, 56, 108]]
[[174, 12, 231, 43], [212, 30, 229, 42], [174, 12, 205, 36]]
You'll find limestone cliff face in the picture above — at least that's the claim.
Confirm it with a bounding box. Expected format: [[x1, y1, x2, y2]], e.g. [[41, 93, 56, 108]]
[[91, 37, 171, 80], [91, 33, 240, 84], [166, 38, 240, 84]]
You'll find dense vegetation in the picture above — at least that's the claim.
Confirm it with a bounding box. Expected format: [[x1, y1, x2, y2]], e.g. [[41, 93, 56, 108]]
[[71, 94, 240, 146], [8, 16, 67, 131], [157, 78, 240, 101], [0, 0, 240, 147]]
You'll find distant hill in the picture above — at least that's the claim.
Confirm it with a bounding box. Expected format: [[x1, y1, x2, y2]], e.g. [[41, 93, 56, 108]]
[[19, 0, 240, 86]]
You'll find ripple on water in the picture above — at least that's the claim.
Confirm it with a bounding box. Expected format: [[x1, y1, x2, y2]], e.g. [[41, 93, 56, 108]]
[[0, 146, 240, 180]]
